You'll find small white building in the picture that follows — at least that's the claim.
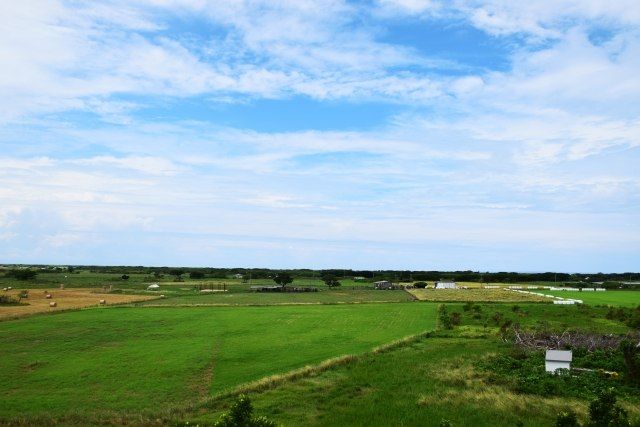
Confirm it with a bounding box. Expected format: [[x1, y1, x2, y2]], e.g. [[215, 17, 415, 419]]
[[147, 284, 160, 291], [233, 273, 243, 279], [545, 350, 572, 373], [435, 281, 457, 289], [374, 280, 395, 290]]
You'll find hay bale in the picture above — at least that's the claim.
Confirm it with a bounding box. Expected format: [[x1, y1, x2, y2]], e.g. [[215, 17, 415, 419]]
[[45, 294, 52, 299], [99, 299, 106, 305], [160, 294, 166, 298], [49, 302, 57, 307]]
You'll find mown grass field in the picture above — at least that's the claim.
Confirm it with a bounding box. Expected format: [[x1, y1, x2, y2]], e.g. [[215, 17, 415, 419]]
[[408, 288, 549, 303], [138, 289, 415, 306], [0, 288, 158, 320], [545, 290, 640, 307], [0, 303, 437, 421]]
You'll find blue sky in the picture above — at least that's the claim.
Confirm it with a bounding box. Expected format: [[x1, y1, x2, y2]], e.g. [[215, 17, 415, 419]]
[[1, 1, 639, 272]]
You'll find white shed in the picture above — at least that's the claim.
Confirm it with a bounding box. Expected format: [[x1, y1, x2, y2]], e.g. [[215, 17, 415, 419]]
[[545, 350, 572, 373], [435, 281, 457, 289]]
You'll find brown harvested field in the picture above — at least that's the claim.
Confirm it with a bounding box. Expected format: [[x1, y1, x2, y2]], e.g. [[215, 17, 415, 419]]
[[408, 288, 550, 303], [0, 288, 158, 320]]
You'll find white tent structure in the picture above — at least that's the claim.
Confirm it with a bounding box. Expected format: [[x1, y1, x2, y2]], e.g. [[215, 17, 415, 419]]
[[147, 284, 160, 291], [435, 281, 457, 289]]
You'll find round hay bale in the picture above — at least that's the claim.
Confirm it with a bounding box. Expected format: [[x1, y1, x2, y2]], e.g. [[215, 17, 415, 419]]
[[99, 299, 106, 305], [45, 294, 52, 299], [49, 302, 57, 307], [160, 294, 166, 298]]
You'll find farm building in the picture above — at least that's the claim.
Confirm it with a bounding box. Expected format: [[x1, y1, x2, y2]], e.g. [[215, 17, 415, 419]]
[[250, 285, 281, 292], [374, 280, 396, 290], [435, 281, 457, 289], [233, 273, 243, 279], [545, 350, 572, 373]]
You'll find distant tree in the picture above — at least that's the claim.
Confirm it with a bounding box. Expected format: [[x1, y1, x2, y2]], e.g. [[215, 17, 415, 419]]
[[121, 274, 130, 280], [414, 281, 428, 288], [7, 270, 37, 281], [67, 266, 75, 273], [170, 269, 184, 281], [214, 394, 275, 427], [273, 272, 293, 290], [322, 275, 341, 288], [189, 271, 205, 279]]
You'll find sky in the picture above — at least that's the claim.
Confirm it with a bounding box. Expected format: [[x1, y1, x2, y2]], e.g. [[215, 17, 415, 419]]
[[0, 1, 639, 272]]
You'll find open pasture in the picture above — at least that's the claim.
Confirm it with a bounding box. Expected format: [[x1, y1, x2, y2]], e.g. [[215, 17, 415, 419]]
[[0, 288, 158, 320], [0, 303, 437, 420], [408, 288, 549, 303], [139, 289, 415, 306], [545, 290, 640, 307]]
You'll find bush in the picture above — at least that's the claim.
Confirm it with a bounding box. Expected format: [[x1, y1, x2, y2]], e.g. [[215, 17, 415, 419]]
[[587, 388, 630, 427], [214, 394, 275, 427], [438, 304, 453, 330], [189, 271, 205, 279], [556, 409, 579, 427], [619, 339, 640, 385], [450, 312, 462, 326], [0, 295, 20, 305], [5, 269, 37, 280], [414, 281, 428, 288]]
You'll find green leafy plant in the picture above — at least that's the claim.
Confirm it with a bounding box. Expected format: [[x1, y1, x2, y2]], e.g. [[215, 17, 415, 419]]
[[214, 394, 276, 427]]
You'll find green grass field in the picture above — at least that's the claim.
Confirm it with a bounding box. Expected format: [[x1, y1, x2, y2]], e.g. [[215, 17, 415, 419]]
[[545, 290, 640, 307], [138, 289, 415, 306], [0, 303, 437, 420], [196, 335, 640, 427]]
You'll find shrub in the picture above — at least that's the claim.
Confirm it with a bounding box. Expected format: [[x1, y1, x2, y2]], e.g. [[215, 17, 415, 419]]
[[438, 304, 453, 330], [556, 409, 579, 427], [586, 388, 630, 427], [214, 394, 275, 427], [619, 339, 640, 385], [414, 281, 428, 288], [0, 295, 20, 305], [491, 311, 504, 325], [450, 312, 462, 326], [189, 271, 205, 279], [5, 269, 37, 280]]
